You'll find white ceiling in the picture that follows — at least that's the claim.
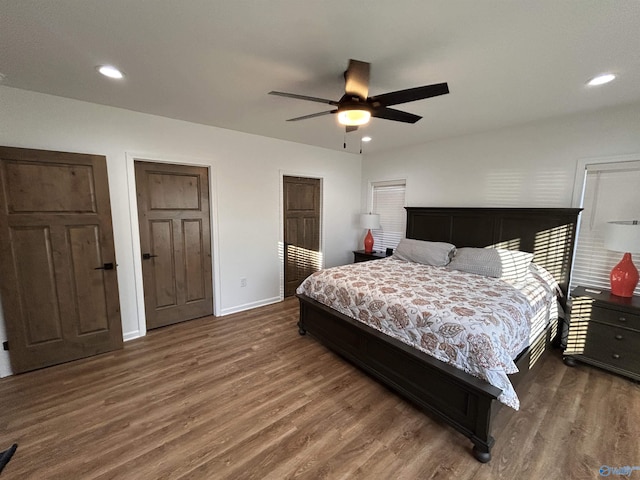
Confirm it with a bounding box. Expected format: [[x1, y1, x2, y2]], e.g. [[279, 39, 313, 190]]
[[1, 1, 639, 154]]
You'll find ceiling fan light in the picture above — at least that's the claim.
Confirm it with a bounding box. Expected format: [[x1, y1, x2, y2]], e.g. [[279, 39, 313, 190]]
[[338, 109, 371, 126]]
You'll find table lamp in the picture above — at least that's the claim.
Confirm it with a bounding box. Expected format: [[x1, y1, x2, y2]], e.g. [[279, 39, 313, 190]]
[[604, 220, 640, 297], [360, 213, 381, 253]]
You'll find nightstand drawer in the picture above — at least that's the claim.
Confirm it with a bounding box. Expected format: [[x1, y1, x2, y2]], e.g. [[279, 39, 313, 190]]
[[591, 305, 640, 331], [583, 322, 640, 372]]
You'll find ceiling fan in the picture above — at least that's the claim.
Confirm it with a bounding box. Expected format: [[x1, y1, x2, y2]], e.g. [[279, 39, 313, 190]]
[[269, 59, 449, 132]]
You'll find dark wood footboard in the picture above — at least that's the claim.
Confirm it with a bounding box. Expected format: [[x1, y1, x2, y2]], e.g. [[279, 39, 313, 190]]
[[297, 293, 501, 462]]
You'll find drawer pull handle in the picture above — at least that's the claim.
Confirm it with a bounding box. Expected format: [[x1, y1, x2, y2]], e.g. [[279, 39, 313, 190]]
[[618, 317, 627, 322], [612, 353, 620, 360], [615, 334, 624, 340]]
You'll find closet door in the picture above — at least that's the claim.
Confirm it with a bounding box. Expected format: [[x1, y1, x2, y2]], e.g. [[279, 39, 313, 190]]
[[135, 161, 213, 329], [283, 176, 321, 297]]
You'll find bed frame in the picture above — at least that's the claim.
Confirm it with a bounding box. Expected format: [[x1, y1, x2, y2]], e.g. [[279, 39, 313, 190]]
[[296, 207, 581, 462]]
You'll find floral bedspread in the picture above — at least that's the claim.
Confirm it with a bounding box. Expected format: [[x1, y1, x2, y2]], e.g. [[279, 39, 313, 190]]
[[296, 257, 558, 410]]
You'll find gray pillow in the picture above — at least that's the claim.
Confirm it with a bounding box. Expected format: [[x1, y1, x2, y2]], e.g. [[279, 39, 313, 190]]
[[447, 247, 534, 283], [393, 238, 456, 267]]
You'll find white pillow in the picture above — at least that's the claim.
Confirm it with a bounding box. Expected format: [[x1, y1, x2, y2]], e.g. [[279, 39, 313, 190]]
[[393, 238, 456, 267], [447, 247, 534, 283]]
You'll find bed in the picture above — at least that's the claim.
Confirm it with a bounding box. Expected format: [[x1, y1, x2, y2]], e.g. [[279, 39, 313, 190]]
[[295, 207, 581, 462]]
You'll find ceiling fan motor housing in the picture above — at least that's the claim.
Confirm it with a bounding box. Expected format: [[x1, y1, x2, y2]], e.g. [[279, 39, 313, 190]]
[[338, 96, 370, 112]]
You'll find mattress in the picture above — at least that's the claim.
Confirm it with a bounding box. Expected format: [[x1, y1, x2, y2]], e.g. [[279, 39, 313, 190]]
[[296, 256, 560, 410]]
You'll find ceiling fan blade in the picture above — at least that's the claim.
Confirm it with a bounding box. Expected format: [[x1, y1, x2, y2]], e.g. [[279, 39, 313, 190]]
[[345, 125, 358, 133], [371, 107, 422, 124], [269, 91, 339, 106], [286, 110, 337, 122], [369, 82, 449, 107], [344, 59, 370, 99]]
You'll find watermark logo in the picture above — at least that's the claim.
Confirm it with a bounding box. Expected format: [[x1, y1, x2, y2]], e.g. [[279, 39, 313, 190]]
[[600, 465, 640, 477]]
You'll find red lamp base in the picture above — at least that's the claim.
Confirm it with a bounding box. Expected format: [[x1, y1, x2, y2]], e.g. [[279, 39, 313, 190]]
[[364, 229, 374, 253], [610, 252, 639, 298]]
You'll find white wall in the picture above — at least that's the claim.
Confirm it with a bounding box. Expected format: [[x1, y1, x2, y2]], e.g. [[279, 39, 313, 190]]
[[362, 102, 640, 210], [0, 86, 362, 376]]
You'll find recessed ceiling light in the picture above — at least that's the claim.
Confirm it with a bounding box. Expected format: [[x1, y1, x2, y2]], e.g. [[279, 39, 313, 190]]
[[587, 73, 616, 86], [361, 136, 372, 142], [97, 65, 124, 79]]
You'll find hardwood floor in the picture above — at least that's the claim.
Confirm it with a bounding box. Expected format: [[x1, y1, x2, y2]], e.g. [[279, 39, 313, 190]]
[[1, 297, 638, 479]]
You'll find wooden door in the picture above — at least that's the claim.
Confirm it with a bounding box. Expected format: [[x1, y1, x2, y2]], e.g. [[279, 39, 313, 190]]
[[283, 176, 321, 297], [0, 147, 123, 373], [135, 162, 213, 329]]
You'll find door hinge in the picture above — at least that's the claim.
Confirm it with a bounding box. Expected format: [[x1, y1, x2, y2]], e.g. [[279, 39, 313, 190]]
[[2, 341, 8, 351]]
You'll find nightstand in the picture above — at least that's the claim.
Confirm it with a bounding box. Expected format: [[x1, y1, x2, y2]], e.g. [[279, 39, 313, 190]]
[[564, 286, 640, 381], [353, 250, 387, 263]]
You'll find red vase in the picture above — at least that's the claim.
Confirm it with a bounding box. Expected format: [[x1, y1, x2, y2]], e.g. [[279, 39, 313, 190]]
[[364, 229, 374, 253], [610, 252, 639, 297]]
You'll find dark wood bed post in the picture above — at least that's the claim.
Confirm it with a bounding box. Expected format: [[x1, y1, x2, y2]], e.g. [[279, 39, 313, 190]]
[[296, 207, 581, 462]]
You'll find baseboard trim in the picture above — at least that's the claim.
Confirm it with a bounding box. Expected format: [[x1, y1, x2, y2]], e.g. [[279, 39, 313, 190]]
[[220, 296, 282, 316]]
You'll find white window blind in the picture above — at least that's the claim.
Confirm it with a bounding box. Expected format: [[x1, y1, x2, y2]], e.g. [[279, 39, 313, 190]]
[[571, 160, 640, 296], [371, 180, 406, 251]]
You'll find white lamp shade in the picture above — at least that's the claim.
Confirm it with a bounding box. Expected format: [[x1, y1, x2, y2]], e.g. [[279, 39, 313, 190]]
[[604, 221, 640, 253], [360, 213, 381, 230]]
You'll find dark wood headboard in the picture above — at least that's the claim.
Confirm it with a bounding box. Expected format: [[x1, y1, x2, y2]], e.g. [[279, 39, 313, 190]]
[[405, 207, 582, 305]]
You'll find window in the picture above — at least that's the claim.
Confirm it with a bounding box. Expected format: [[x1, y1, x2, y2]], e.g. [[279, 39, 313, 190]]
[[571, 160, 640, 296], [370, 180, 406, 251]]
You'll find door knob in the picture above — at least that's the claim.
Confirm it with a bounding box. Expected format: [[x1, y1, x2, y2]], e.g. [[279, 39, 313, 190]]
[[142, 253, 158, 260]]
